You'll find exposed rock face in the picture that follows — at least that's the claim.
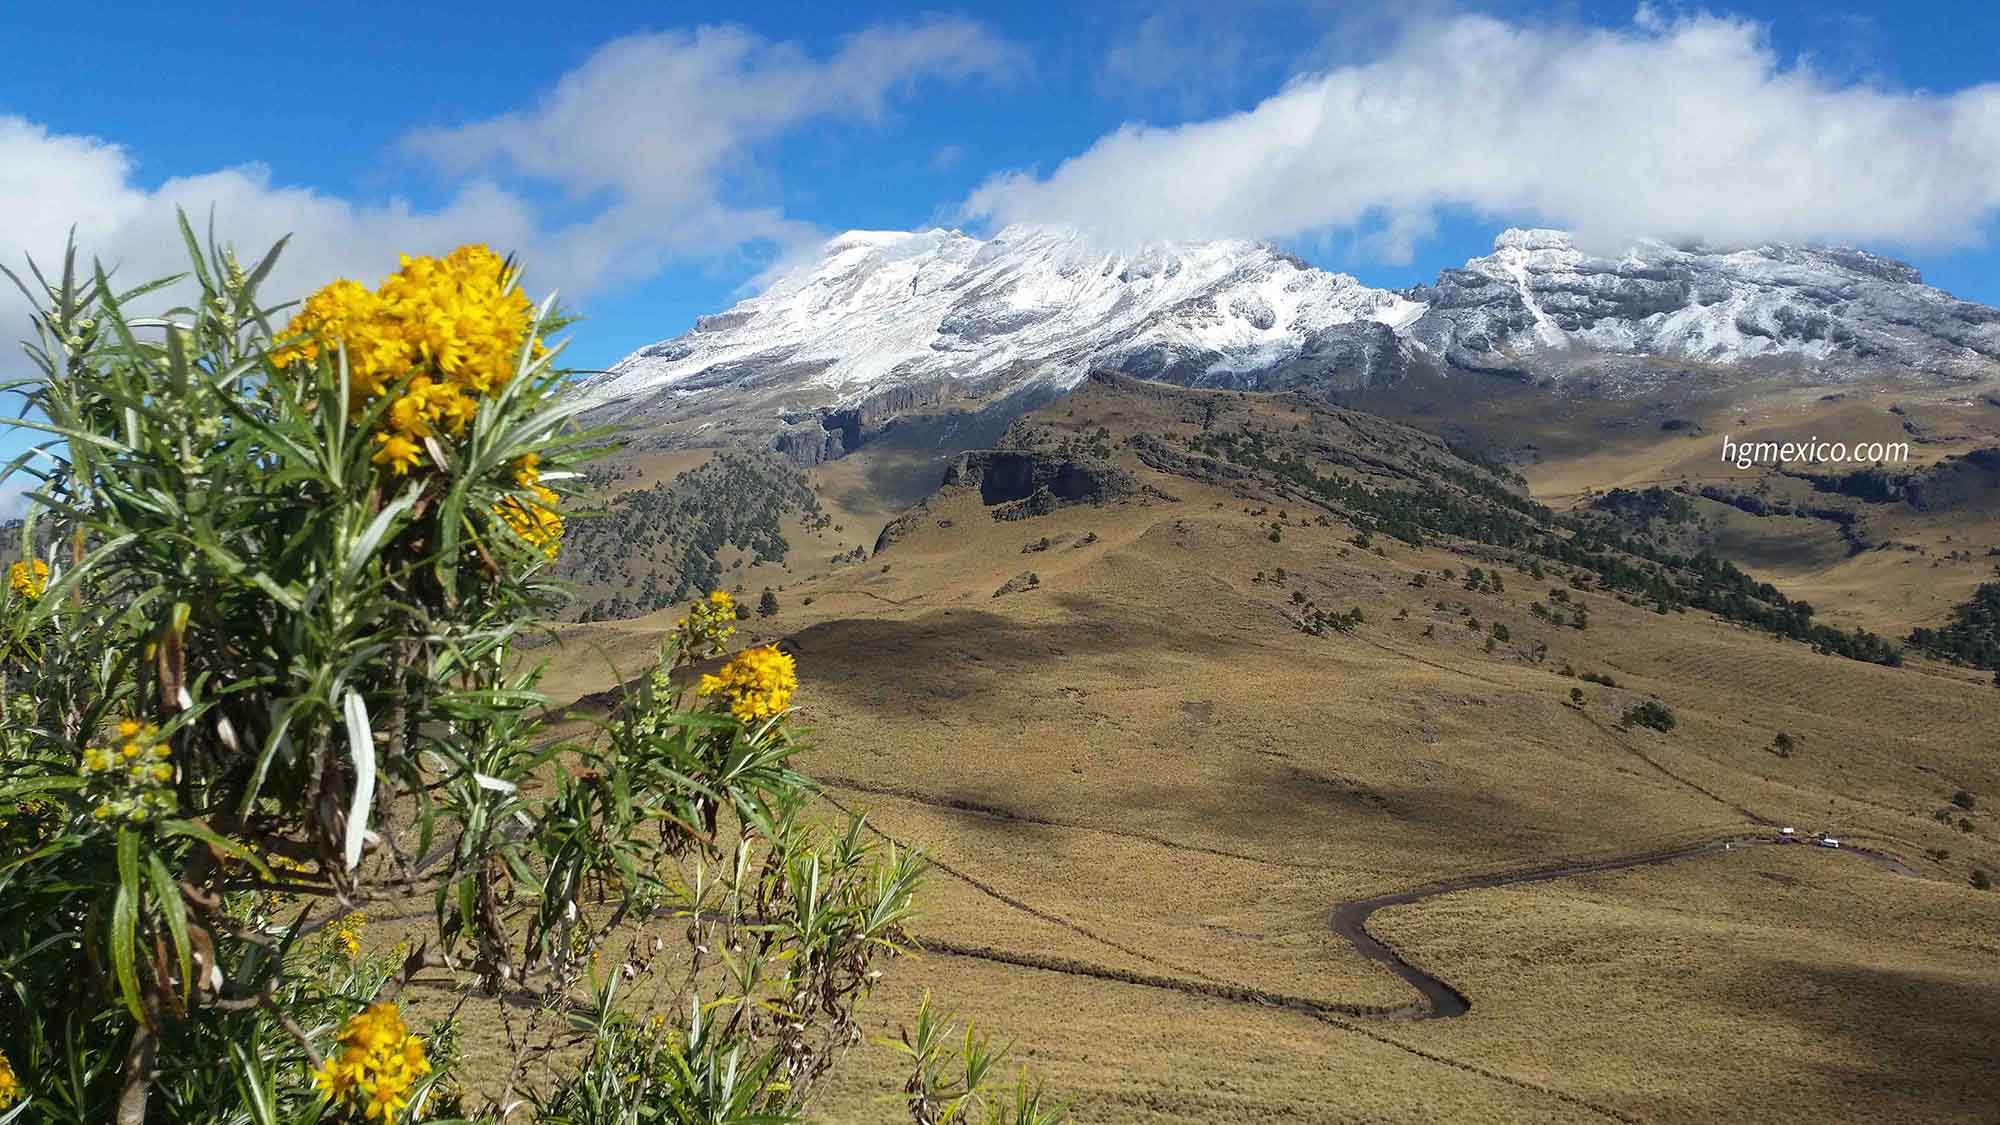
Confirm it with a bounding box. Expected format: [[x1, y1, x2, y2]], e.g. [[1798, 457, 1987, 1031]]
[[992, 572, 1041, 598], [580, 225, 2000, 460], [940, 448, 1171, 522], [944, 450, 1130, 505], [1794, 446, 2000, 512], [872, 439, 1170, 553]]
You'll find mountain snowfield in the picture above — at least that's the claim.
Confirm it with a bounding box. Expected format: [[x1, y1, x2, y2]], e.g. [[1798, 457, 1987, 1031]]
[[580, 224, 2000, 452], [583, 225, 1424, 405], [1403, 228, 2000, 377]]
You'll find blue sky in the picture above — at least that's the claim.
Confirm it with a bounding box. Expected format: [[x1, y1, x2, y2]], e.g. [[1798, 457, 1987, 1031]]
[[2, 0, 1998, 383]]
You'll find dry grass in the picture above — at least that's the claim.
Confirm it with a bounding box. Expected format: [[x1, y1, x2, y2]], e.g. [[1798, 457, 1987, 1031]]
[[1371, 846, 2000, 1123], [501, 381, 2000, 1121]]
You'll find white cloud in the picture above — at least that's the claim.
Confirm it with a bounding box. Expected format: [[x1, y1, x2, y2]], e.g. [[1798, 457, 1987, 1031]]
[[403, 18, 1020, 291], [967, 9, 2000, 258], [0, 18, 1018, 345], [0, 115, 540, 364]]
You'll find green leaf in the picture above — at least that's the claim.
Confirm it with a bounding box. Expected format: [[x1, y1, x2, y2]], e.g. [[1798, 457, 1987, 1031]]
[[145, 853, 194, 1003], [111, 828, 146, 1024], [343, 482, 423, 585], [161, 818, 273, 880], [176, 208, 215, 293]]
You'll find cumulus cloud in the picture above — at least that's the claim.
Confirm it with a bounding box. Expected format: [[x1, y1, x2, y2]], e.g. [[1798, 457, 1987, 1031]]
[[0, 18, 1018, 344], [968, 9, 2000, 259], [403, 18, 1020, 289], [0, 114, 542, 385]]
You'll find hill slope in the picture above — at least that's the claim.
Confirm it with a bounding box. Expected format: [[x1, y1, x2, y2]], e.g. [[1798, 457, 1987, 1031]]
[[539, 373, 1999, 1123]]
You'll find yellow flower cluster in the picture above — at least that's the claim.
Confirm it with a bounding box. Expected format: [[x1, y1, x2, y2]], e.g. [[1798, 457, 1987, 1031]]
[[335, 911, 368, 961], [269, 245, 543, 476], [313, 1001, 431, 1123], [0, 1046, 20, 1109], [674, 590, 740, 660], [697, 645, 798, 723], [494, 452, 563, 559], [8, 559, 48, 600], [81, 719, 175, 824]]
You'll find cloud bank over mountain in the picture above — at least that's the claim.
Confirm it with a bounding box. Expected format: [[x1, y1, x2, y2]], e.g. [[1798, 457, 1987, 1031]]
[[964, 8, 2000, 261], [0, 18, 1017, 331]]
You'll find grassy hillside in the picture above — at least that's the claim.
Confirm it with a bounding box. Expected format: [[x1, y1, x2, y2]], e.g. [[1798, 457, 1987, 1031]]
[[529, 372, 1998, 1122], [1344, 368, 2000, 638]]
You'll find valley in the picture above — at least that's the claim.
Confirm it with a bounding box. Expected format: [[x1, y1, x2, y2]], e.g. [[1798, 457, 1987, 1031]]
[[532, 371, 2000, 1123]]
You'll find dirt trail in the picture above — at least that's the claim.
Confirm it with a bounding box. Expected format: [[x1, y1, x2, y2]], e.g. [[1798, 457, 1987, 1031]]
[[1327, 835, 1911, 1019], [819, 776, 1915, 1023]]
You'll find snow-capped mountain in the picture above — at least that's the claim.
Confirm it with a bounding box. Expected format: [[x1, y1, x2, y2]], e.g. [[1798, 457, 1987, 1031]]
[[1406, 228, 2000, 378], [584, 223, 1421, 412], [580, 224, 2000, 462]]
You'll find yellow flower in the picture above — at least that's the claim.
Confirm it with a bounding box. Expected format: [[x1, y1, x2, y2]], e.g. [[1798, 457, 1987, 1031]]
[[493, 483, 563, 560], [511, 451, 541, 488], [0, 1046, 20, 1109], [313, 1001, 431, 1124], [697, 645, 799, 723], [8, 559, 48, 599], [387, 385, 435, 438], [672, 591, 739, 659], [82, 721, 174, 825], [372, 432, 424, 476], [272, 245, 542, 460], [335, 912, 368, 961]]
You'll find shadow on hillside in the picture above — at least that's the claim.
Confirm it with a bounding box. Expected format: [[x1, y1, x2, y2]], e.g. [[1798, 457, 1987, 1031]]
[[1659, 957, 2000, 1120], [788, 595, 1244, 702], [820, 403, 1024, 517], [823, 447, 953, 517], [790, 596, 1646, 868]]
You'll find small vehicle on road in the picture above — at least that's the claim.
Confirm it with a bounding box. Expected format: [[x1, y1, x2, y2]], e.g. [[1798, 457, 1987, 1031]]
[[1818, 837, 1841, 849], [1779, 827, 1796, 840]]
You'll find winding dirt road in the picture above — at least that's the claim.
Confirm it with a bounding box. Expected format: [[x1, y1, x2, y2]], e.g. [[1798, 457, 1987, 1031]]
[[820, 772, 1921, 1024], [1326, 834, 1915, 1020]]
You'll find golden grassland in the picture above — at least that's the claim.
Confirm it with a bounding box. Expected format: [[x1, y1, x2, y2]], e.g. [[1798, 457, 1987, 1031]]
[[504, 381, 2000, 1121], [1369, 846, 2000, 1123], [512, 392, 2000, 1112]]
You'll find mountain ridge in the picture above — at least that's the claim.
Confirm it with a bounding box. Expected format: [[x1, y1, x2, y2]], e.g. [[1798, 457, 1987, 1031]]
[[578, 224, 2000, 463]]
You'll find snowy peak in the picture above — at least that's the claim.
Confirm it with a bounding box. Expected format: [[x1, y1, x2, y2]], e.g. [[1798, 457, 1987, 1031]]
[[1403, 229, 2000, 375], [582, 223, 2000, 461], [584, 223, 1423, 413]]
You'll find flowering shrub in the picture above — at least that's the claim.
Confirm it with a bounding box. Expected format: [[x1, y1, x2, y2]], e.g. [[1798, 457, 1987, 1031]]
[[698, 644, 799, 722], [312, 1002, 432, 1122], [0, 217, 1061, 1124], [78, 719, 176, 825], [6, 559, 46, 600]]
